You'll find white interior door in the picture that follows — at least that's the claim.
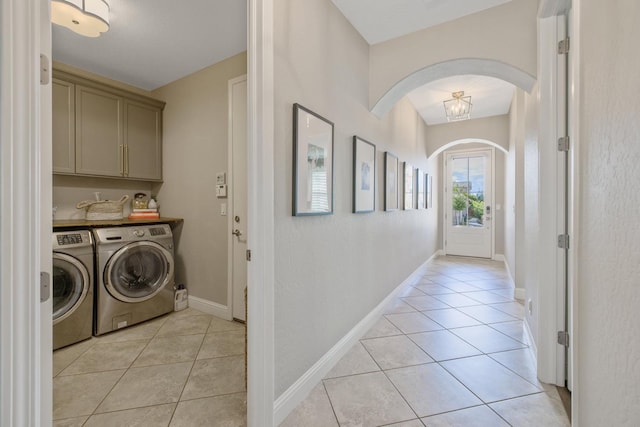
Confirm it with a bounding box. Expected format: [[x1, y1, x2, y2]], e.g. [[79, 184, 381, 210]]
[[445, 149, 493, 258], [230, 76, 248, 321]]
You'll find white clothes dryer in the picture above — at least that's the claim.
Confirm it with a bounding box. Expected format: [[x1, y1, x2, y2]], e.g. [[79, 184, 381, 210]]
[[53, 230, 94, 350], [93, 224, 175, 335]]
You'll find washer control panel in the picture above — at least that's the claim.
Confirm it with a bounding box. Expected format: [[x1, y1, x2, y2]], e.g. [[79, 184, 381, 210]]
[[57, 233, 83, 245], [52, 230, 92, 249]]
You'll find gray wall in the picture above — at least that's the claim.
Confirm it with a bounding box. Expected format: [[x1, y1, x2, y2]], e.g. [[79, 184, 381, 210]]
[[576, 1, 640, 423], [152, 52, 247, 305], [273, 0, 439, 397]]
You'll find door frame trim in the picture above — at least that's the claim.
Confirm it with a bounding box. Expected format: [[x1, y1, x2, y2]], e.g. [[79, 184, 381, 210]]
[[227, 74, 248, 322], [536, 13, 567, 387], [247, 0, 275, 424], [0, 0, 52, 424], [442, 147, 496, 259], [567, 2, 580, 417]]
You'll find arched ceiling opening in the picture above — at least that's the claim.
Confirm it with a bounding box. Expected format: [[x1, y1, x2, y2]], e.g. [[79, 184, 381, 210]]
[[429, 138, 508, 160], [371, 58, 535, 118]]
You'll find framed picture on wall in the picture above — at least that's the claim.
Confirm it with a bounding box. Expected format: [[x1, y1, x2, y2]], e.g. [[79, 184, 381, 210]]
[[292, 103, 334, 216], [417, 168, 425, 209], [427, 174, 433, 209], [384, 152, 399, 211], [403, 162, 414, 210], [353, 136, 376, 213]]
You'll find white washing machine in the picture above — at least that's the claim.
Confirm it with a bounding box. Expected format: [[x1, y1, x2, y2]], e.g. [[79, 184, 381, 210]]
[[52, 230, 94, 350], [93, 224, 175, 336]]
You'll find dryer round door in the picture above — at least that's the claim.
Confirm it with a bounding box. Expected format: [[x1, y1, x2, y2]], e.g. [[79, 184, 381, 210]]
[[104, 241, 175, 303], [52, 252, 90, 325]]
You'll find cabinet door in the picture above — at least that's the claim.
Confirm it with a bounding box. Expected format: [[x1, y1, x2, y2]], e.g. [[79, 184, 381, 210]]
[[124, 100, 162, 180], [52, 79, 75, 173], [75, 85, 123, 177]]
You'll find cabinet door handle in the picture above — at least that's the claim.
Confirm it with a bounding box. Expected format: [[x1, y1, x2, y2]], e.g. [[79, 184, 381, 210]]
[[124, 145, 129, 176], [119, 144, 124, 174]]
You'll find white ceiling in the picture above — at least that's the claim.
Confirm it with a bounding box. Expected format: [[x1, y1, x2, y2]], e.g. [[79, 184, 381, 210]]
[[52, 0, 247, 90], [52, 0, 515, 124], [330, 0, 512, 45], [407, 75, 515, 125]]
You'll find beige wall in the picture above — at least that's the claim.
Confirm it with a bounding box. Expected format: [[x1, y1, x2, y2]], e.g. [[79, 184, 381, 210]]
[[152, 52, 247, 306], [368, 0, 538, 111], [504, 90, 526, 292], [522, 82, 540, 342], [273, 0, 439, 397], [576, 1, 640, 423], [425, 115, 510, 156], [53, 175, 153, 220]]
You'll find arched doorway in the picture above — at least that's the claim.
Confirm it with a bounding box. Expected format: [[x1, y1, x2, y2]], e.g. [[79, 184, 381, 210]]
[[371, 58, 535, 118]]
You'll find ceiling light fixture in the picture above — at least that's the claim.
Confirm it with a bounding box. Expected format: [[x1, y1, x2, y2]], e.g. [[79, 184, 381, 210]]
[[443, 91, 472, 122], [51, 0, 110, 38]]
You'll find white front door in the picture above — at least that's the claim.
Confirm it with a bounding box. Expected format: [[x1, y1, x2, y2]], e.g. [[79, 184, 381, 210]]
[[230, 76, 248, 321], [445, 149, 493, 258]]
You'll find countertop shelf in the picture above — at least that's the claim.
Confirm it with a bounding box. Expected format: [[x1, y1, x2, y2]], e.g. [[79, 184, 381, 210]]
[[53, 217, 183, 230]]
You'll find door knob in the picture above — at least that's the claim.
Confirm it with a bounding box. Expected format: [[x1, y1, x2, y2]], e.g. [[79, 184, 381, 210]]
[[232, 229, 242, 237]]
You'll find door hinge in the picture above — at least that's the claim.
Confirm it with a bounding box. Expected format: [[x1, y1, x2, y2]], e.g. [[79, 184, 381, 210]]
[[558, 37, 570, 54], [557, 136, 570, 152], [557, 234, 570, 249], [40, 54, 50, 85], [40, 271, 50, 302], [246, 249, 252, 262], [557, 331, 570, 347]]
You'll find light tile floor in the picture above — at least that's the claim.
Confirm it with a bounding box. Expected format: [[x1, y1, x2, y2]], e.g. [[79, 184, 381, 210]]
[[281, 256, 571, 427], [52, 307, 246, 426], [54, 256, 571, 426]]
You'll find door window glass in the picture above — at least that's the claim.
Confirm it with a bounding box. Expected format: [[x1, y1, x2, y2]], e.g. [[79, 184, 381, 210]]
[[451, 155, 486, 227]]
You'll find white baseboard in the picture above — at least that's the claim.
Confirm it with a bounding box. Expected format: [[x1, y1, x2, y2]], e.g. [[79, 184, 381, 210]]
[[273, 255, 436, 425], [524, 316, 537, 359], [500, 256, 523, 301], [502, 256, 515, 287], [188, 295, 231, 320], [492, 253, 505, 262]]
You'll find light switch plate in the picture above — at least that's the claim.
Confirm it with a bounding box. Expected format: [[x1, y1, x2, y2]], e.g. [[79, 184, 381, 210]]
[[216, 184, 227, 198]]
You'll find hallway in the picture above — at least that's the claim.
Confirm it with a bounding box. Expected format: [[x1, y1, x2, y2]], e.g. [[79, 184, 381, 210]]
[[280, 256, 570, 426]]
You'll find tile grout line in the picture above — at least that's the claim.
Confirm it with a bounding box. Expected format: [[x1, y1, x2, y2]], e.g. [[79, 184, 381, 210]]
[[378, 258, 533, 424]]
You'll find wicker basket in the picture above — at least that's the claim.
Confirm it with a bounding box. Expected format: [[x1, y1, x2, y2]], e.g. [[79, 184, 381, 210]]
[[76, 195, 129, 220]]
